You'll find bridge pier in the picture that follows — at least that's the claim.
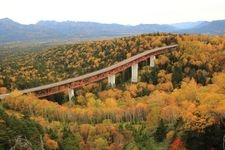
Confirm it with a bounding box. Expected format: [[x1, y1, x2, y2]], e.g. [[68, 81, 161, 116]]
[[68, 88, 75, 103], [131, 63, 138, 83], [108, 74, 116, 87], [150, 56, 156, 67]]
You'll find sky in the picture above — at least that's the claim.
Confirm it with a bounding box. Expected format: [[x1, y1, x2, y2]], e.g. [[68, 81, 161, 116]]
[[0, 0, 225, 25]]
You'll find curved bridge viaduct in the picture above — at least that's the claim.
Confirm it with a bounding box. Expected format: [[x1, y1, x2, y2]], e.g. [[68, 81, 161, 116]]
[[0, 45, 178, 101]]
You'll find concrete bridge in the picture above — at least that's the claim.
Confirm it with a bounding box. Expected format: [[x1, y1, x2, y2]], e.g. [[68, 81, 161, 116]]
[[0, 44, 178, 101]]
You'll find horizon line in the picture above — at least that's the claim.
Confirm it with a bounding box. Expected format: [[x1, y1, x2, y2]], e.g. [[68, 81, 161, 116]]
[[1, 17, 225, 26]]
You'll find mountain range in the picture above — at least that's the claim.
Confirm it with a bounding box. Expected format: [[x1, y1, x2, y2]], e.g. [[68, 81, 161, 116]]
[[0, 18, 225, 44]]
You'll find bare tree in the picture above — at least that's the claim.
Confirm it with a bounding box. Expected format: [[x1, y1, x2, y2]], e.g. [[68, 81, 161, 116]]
[[10, 136, 32, 150]]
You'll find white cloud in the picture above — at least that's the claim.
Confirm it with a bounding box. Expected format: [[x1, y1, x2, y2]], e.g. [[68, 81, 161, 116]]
[[0, 0, 225, 25]]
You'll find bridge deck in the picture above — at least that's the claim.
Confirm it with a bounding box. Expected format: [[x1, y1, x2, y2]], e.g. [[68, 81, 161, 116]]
[[0, 44, 178, 98]]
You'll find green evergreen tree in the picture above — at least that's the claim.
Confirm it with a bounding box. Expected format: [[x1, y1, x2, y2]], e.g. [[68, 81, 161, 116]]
[[154, 119, 167, 142], [59, 128, 80, 150]]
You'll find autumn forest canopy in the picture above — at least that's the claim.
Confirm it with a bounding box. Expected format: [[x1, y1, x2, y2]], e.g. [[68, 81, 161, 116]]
[[0, 33, 225, 149]]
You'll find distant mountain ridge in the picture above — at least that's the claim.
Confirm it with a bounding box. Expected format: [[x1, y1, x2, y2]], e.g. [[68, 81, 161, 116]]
[[0, 18, 225, 44], [171, 21, 209, 29], [182, 20, 225, 35]]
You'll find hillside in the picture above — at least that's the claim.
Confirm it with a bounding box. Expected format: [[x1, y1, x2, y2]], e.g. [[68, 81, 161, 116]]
[[1, 18, 225, 44], [184, 20, 225, 35], [0, 34, 225, 149], [171, 21, 208, 29], [0, 33, 177, 90]]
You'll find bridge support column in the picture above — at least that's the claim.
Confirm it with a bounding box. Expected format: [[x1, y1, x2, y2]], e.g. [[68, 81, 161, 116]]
[[68, 88, 74, 103], [150, 56, 156, 67], [131, 63, 138, 83], [108, 74, 116, 87]]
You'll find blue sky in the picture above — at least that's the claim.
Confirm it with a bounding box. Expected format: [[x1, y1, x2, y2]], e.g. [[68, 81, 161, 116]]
[[0, 0, 225, 25]]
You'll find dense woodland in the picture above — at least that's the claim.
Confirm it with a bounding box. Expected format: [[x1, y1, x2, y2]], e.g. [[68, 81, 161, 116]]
[[0, 33, 225, 149]]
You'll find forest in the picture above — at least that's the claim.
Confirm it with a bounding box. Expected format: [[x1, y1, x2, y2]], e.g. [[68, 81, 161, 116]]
[[0, 33, 225, 149]]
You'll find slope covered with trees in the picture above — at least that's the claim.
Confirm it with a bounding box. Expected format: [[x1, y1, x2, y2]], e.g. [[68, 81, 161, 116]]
[[0, 33, 225, 149], [0, 33, 177, 90]]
